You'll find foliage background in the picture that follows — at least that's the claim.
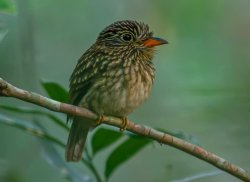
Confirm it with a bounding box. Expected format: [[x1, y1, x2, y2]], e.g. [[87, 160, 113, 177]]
[[0, 0, 250, 181]]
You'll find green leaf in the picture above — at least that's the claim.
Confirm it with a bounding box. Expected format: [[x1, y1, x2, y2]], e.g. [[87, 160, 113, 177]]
[[41, 80, 68, 103], [0, 0, 16, 14], [105, 135, 151, 179], [0, 105, 69, 131], [0, 113, 90, 182], [91, 128, 123, 156]]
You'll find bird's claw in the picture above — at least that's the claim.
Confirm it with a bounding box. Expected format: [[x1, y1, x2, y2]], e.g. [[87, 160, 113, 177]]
[[95, 115, 104, 126], [120, 117, 128, 132]]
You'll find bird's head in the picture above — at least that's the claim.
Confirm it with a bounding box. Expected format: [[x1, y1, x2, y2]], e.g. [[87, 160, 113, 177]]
[[96, 20, 167, 58]]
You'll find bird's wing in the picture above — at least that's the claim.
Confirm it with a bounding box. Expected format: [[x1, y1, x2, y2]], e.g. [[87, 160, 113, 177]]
[[69, 46, 110, 107]]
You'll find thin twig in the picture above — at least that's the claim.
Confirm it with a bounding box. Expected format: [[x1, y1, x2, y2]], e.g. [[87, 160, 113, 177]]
[[81, 158, 102, 182], [0, 77, 249, 182], [84, 147, 102, 182], [171, 170, 223, 182]]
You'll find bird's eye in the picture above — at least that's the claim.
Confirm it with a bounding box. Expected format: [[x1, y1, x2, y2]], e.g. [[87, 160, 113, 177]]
[[122, 33, 132, 42]]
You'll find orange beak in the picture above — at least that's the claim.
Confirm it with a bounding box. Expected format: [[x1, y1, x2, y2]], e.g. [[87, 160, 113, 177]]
[[143, 37, 168, 47]]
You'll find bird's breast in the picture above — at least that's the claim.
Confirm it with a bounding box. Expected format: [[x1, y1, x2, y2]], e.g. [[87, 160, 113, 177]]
[[82, 61, 154, 117]]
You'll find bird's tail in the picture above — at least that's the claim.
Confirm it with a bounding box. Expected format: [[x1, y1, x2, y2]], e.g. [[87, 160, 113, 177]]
[[65, 118, 90, 162]]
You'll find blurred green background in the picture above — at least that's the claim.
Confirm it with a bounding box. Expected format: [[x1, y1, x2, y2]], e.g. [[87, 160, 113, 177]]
[[0, 0, 250, 181]]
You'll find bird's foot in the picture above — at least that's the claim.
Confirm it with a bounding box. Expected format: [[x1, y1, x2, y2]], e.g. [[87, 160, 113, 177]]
[[95, 115, 104, 126], [120, 117, 128, 132]]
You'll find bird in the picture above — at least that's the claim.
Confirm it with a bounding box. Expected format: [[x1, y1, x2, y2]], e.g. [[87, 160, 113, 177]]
[[65, 20, 167, 162]]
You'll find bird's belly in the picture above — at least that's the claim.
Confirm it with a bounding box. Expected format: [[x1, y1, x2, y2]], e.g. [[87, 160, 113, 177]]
[[82, 75, 152, 117]]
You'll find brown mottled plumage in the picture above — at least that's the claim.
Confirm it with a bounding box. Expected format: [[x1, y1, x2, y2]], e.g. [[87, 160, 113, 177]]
[[65, 20, 167, 162]]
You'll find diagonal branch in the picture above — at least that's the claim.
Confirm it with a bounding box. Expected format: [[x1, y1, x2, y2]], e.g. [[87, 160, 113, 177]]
[[0, 77, 249, 182]]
